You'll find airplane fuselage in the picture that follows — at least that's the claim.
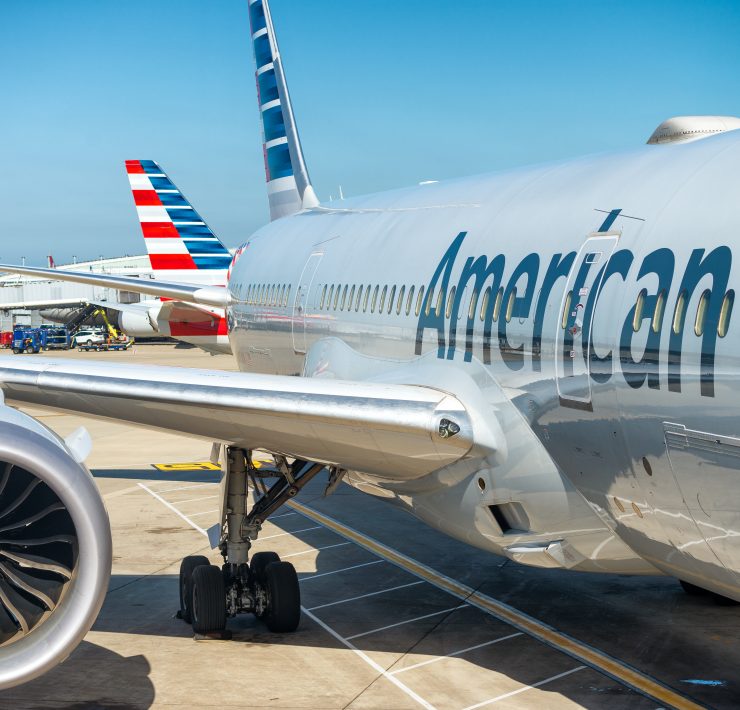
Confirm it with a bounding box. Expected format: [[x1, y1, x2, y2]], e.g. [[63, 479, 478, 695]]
[[226, 131, 740, 599]]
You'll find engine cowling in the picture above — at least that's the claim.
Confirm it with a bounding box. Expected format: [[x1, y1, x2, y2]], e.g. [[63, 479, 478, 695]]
[[0, 405, 112, 689]]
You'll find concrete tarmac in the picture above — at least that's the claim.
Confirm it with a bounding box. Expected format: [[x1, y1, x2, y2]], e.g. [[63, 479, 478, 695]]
[[0, 344, 738, 709]]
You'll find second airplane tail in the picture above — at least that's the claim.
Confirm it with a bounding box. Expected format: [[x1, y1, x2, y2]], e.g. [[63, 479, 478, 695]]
[[125, 159, 232, 286]]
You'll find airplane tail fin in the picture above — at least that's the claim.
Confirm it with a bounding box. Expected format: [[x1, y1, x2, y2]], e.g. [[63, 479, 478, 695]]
[[248, 0, 319, 220], [125, 160, 232, 286]]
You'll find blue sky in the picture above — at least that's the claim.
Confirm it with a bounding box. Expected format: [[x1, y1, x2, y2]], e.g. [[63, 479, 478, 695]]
[[1, 0, 739, 264]]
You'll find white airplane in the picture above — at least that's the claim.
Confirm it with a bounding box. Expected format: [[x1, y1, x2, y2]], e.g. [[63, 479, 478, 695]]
[[1, 0, 739, 691], [9, 160, 234, 353], [110, 159, 233, 353]]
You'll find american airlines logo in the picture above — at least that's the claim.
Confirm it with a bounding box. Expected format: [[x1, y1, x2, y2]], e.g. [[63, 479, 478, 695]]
[[416, 231, 733, 398]]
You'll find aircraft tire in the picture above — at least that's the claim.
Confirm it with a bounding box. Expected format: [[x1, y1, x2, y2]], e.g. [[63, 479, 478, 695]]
[[191, 564, 226, 634], [263, 561, 300, 633], [179, 555, 210, 624], [250, 551, 281, 619]]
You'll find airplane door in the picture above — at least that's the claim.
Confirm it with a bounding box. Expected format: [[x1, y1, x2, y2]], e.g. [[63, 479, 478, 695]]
[[292, 252, 323, 354], [556, 234, 619, 406]]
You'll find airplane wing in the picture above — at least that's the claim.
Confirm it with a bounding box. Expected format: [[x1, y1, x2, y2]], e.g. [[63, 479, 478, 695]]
[[0, 265, 228, 310], [0, 358, 500, 481], [0, 298, 88, 311]]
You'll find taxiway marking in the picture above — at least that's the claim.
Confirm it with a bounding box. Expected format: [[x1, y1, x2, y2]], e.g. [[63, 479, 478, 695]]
[[390, 632, 524, 675], [301, 559, 384, 580], [462, 666, 588, 709], [138, 482, 208, 536], [345, 604, 468, 641], [139, 482, 437, 710], [288, 500, 704, 710], [307, 580, 425, 611]]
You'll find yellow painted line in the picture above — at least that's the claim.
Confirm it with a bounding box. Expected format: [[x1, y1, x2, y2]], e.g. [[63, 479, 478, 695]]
[[153, 462, 221, 472], [289, 500, 703, 710], [152, 459, 266, 472]]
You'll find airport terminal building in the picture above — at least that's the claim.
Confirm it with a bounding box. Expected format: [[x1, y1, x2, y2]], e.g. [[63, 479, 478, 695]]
[[0, 255, 153, 330]]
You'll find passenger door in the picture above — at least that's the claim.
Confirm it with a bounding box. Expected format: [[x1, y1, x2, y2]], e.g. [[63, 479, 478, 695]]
[[556, 234, 619, 407], [292, 252, 323, 354]]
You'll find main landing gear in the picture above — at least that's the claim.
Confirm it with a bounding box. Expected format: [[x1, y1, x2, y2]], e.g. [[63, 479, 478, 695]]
[[178, 448, 324, 637]]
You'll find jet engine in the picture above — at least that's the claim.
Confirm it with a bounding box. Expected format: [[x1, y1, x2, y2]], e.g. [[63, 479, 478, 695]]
[[117, 307, 160, 338], [0, 404, 112, 689]]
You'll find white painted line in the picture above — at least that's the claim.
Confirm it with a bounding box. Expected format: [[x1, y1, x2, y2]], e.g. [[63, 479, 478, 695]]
[[301, 560, 384, 581], [103, 485, 141, 500], [281, 542, 351, 558], [254, 526, 322, 541], [268, 511, 297, 520], [187, 509, 219, 517], [141, 485, 436, 710], [137, 483, 208, 536], [307, 580, 425, 611], [345, 604, 468, 641], [153, 482, 215, 494], [168, 495, 218, 505], [461, 666, 587, 709], [391, 632, 523, 675], [301, 607, 437, 710]]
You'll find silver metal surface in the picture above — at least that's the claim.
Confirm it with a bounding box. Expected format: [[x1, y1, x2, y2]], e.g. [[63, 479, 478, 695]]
[[0, 406, 111, 689]]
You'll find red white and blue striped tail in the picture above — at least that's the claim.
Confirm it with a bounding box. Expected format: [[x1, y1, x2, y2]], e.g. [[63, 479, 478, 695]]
[[248, 0, 318, 221], [125, 160, 232, 286]]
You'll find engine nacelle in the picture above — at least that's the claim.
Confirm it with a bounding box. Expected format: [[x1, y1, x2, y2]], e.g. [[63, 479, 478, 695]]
[[0, 405, 112, 689], [118, 307, 159, 338]]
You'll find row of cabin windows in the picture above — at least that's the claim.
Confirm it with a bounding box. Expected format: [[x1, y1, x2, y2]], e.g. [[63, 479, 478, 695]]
[[244, 283, 292, 308], [245, 280, 733, 339], [317, 283, 521, 324], [560, 288, 735, 338]]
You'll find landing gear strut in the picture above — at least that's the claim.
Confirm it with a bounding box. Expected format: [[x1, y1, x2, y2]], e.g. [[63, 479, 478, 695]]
[[178, 448, 324, 636]]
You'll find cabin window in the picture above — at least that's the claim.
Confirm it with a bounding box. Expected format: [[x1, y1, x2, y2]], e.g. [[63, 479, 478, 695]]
[[493, 287, 504, 322], [652, 290, 666, 333], [435, 289, 444, 317], [633, 289, 647, 332], [718, 290, 734, 337], [341, 285, 348, 311], [446, 286, 456, 319], [406, 285, 415, 315], [371, 285, 379, 313], [349, 285, 355, 311], [561, 290, 572, 329], [355, 286, 362, 311], [387, 285, 396, 314], [397, 286, 405, 315], [416, 286, 425, 316], [424, 288, 433, 316], [363, 285, 371, 312], [327, 285, 335, 310], [271, 285, 277, 306], [672, 290, 687, 334], [505, 288, 517, 323], [480, 288, 491, 321], [320, 284, 327, 310], [694, 290, 711, 336], [379, 286, 388, 313], [334, 284, 341, 310], [468, 289, 479, 321]]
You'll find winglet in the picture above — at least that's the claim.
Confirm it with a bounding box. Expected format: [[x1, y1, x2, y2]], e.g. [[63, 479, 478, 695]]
[[248, 0, 319, 220]]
